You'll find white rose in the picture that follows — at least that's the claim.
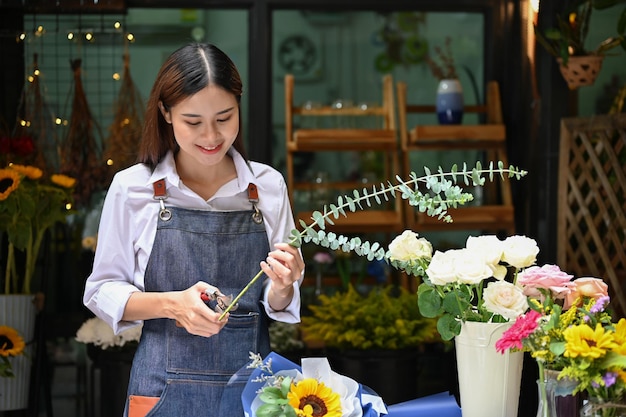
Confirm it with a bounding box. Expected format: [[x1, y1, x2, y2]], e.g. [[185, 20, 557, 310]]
[[425, 250, 458, 286], [501, 235, 539, 269], [453, 248, 494, 285], [482, 281, 529, 320], [388, 230, 433, 262], [466, 235, 504, 266]]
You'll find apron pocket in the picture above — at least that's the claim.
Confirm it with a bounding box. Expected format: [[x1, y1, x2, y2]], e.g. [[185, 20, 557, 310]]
[[166, 313, 259, 375]]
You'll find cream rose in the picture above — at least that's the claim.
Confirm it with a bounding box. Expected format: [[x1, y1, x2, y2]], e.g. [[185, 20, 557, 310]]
[[500, 235, 539, 269], [482, 280, 529, 320], [425, 250, 459, 286], [388, 230, 433, 262], [453, 248, 494, 285]]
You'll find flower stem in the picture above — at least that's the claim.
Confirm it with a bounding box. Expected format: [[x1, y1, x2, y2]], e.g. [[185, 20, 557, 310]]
[[537, 361, 548, 417], [218, 269, 265, 321]]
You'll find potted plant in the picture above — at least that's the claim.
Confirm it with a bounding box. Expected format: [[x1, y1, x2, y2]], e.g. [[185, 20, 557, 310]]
[[299, 284, 440, 404], [535, 0, 626, 89]]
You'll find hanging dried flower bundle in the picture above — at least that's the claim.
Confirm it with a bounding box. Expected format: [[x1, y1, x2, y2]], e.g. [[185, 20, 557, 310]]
[[7, 54, 59, 173], [102, 53, 145, 186], [59, 59, 106, 207]]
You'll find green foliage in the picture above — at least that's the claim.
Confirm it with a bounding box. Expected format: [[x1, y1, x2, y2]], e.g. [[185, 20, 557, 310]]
[[300, 285, 440, 350], [287, 161, 527, 263], [255, 376, 297, 417]]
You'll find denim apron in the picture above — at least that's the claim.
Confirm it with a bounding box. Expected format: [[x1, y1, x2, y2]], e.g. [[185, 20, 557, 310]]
[[124, 181, 270, 417]]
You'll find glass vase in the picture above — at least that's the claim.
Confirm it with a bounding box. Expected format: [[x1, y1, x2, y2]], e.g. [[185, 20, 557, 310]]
[[580, 397, 626, 417], [536, 378, 558, 417]]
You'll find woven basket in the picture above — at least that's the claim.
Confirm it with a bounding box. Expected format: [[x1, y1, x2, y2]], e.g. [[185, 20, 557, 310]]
[[557, 55, 604, 90]]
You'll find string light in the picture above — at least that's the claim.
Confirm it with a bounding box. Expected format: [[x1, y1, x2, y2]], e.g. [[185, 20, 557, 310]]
[[27, 75, 34, 83], [85, 32, 94, 41], [67, 32, 74, 40], [55, 118, 62, 125], [112, 72, 121, 80], [114, 21, 121, 29], [126, 33, 135, 42], [34, 69, 40, 76]]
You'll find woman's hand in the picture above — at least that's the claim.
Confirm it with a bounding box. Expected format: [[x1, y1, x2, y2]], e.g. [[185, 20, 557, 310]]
[[260, 242, 304, 311], [171, 282, 228, 337]]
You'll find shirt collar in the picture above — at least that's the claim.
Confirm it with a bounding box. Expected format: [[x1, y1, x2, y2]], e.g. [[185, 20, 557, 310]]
[[146, 148, 257, 193]]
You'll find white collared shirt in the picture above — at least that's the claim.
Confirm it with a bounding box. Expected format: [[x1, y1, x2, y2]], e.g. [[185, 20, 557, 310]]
[[83, 149, 302, 334]]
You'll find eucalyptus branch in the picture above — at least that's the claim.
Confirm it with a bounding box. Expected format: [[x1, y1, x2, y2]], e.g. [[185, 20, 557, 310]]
[[217, 161, 527, 320]]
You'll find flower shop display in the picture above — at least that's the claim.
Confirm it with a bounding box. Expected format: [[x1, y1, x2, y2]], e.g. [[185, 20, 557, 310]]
[[399, 233, 539, 417], [495, 266, 626, 417], [0, 325, 25, 378], [0, 164, 76, 295], [242, 351, 387, 417], [211, 161, 526, 412]]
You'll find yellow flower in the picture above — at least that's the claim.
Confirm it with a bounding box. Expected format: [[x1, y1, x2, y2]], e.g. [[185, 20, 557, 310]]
[[0, 326, 25, 357], [9, 164, 42, 180], [0, 169, 20, 201], [563, 323, 617, 359], [611, 318, 626, 355], [51, 174, 76, 188], [288, 378, 342, 417]]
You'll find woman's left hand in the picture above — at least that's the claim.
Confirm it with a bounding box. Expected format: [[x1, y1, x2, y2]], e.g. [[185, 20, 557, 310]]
[[260, 242, 304, 310]]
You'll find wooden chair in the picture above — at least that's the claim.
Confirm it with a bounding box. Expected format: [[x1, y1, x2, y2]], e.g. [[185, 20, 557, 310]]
[[396, 80, 516, 236]]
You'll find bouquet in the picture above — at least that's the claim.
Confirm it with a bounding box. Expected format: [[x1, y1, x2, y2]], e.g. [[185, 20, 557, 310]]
[[495, 266, 626, 415], [0, 163, 75, 294], [397, 233, 539, 340], [242, 351, 387, 417], [0, 325, 25, 378]]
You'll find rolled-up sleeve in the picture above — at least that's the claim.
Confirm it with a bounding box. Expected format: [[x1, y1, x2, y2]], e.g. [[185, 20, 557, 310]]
[[83, 175, 144, 334]]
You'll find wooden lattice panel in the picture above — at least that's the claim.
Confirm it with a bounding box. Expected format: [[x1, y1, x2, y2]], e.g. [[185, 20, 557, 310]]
[[558, 114, 626, 319]]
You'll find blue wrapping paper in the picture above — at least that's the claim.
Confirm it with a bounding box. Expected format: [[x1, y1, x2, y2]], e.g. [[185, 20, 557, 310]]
[[386, 392, 462, 417], [240, 351, 388, 417]]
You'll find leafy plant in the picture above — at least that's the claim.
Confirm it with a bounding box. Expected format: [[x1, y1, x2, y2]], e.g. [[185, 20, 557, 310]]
[[300, 285, 439, 350], [426, 36, 458, 80], [535, 0, 626, 65]]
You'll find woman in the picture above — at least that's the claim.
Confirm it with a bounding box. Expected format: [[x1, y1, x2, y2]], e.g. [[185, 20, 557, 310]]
[[83, 43, 304, 417]]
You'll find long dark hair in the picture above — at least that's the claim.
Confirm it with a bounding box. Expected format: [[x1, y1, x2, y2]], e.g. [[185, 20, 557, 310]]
[[138, 43, 247, 169]]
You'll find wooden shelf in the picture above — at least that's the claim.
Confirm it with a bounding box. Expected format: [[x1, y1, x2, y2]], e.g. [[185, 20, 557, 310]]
[[285, 73, 403, 235], [397, 80, 516, 236]]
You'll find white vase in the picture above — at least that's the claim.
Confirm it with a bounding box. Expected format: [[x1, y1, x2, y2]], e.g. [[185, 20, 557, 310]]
[[455, 321, 524, 417], [436, 79, 464, 124], [0, 294, 37, 411]]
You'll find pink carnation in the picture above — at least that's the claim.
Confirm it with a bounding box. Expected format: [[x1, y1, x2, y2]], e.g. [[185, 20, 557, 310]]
[[496, 309, 542, 353], [517, 264, 574, 300]]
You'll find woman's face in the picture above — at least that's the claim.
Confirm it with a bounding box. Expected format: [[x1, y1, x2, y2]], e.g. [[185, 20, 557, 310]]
[[160, 84, 239, 168]]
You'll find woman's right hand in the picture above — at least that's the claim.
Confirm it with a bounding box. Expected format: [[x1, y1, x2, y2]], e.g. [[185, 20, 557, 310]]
[[172, 281, 228, 337]]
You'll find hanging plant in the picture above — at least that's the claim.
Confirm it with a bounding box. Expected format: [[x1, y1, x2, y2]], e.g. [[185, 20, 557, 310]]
[[59, 59, 106, 207], [102, 53, 145, 186]]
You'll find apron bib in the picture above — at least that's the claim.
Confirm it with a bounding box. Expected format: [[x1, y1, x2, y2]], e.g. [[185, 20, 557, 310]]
[[125, 183, 270, 417]]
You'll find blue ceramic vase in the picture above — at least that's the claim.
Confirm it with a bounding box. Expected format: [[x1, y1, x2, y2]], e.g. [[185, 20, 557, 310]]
[[436, 79, 464, 124]]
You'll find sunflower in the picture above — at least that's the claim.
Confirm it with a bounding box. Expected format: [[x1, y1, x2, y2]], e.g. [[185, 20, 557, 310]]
[[0, 326, 25, 357], [0, 168, 20, 201], [9, 164, 43, 180], [563, 323, 617, 359], [287, 378, 342, 417], [51, 173, 77, 188]]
